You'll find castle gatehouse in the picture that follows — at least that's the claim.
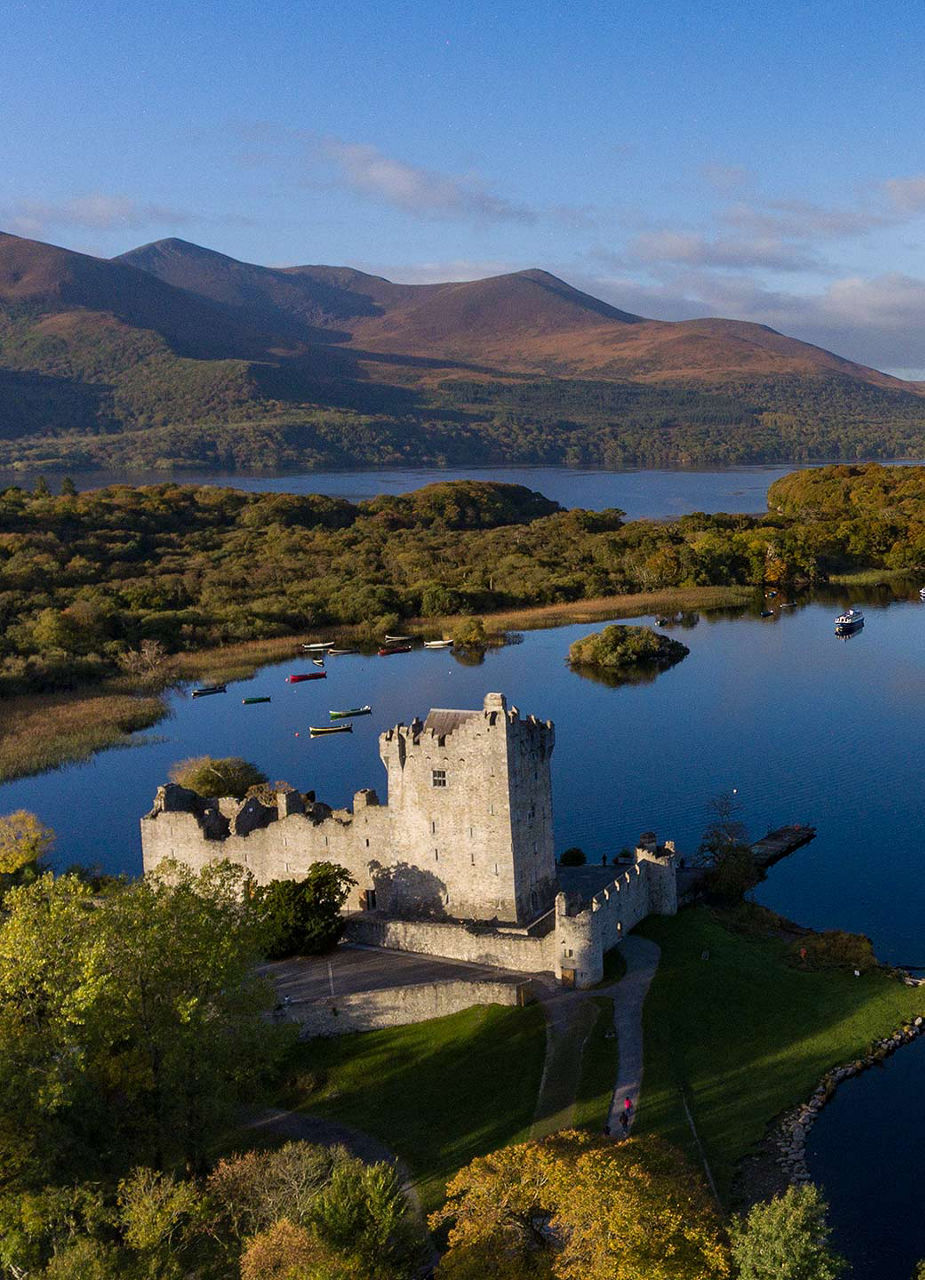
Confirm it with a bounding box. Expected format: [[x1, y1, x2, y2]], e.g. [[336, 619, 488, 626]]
[[141, 692, 678, 987]]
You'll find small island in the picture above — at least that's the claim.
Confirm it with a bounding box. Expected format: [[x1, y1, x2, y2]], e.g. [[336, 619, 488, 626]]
[[568, 624, 690, 683]]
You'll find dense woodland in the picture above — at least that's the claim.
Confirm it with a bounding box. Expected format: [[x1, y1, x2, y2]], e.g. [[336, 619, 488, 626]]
[[4, 369, 925, 473], [1, 465, 924, 697]]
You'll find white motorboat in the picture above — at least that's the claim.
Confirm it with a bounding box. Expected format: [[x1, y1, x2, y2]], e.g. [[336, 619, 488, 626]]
[[834, 607, 864, 635]]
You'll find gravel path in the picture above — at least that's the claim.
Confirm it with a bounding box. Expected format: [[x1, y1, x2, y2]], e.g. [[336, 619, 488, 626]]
[[606, 935, 662, 1138]]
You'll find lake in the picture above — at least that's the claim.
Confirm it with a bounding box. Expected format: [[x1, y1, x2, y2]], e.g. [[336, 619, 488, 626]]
[[2, 588, 923, 1276], [0, 461, 906, 521]]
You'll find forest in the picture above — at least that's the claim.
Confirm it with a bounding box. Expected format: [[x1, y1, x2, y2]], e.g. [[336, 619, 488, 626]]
[[1, 464, 924, 697]]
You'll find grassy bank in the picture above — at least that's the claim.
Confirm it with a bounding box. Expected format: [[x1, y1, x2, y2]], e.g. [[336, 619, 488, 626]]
[[0, 687, 166, 784], [634, 907, 925, 1203], [282, 1003, 547, 1212], [0, 583, 752, 786], [573, 996, 619, 1131]]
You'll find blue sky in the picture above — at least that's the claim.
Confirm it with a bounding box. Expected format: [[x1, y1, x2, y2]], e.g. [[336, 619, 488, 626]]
[[4, 0, 925, 373]]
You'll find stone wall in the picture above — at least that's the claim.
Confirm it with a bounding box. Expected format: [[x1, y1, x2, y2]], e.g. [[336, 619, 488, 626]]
[[142, 692, 557, 927], [285, 978, 535, 1037], [344, 913, 557, 973]]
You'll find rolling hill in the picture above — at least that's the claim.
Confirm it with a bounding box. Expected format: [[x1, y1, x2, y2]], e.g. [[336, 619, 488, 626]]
[[1, 228, 923, 473]]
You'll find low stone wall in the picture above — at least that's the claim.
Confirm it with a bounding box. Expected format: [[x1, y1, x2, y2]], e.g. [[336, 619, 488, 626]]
[[344, 914, 556, 974], [287, 978, 535, 1037]]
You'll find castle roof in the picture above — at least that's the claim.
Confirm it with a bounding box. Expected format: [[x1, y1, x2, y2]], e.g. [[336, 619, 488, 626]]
[[423, 708, 480, 737]]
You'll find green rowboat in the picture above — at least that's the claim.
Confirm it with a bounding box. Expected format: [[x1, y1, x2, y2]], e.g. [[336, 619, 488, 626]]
[[329, 705, 372, 719], [242, 696, 272, 705]]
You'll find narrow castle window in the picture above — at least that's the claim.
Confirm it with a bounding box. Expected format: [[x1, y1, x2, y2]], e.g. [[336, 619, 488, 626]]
[[434, 849, 439, 861], [494, 863, 499, 875], [431, 820, 436, 834], [365, 838, 370, 848], [470, 851, 475, 865], [432, 769, 446, 788]]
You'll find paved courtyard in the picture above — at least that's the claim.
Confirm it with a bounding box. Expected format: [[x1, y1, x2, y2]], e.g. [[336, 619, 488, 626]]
[[262, 942, 534, 1004]]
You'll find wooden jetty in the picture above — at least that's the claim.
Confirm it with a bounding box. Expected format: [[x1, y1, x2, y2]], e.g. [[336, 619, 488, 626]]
[[749, 824, 816, 871]]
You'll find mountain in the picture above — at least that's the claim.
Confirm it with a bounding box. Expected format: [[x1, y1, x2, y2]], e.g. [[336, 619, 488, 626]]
[[1, 229, 924, 474]]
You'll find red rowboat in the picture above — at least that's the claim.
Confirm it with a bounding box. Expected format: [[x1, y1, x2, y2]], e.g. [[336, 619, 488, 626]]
[[287, 671, 327, 683], [378, 644, 413, 656]]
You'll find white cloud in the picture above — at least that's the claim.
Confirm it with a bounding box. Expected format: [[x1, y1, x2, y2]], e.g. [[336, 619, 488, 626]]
[[319, 138, 536, 224], [2, 195, 194, 237], [883, 176, 925, 213], [626, 229, 823, 272]]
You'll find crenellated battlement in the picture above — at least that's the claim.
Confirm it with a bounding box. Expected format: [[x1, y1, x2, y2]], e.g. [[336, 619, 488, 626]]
[[140, 696, 678, 988]]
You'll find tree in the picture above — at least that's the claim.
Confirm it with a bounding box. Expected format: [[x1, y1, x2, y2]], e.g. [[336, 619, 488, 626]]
[[0, 863, 285, 1185], [452, 616, 488, 648], [559, 847, 586, 867], [206, 1142, 342, 1241], [433, 1132, 730, 1280], [255, 865, 356, 958], [308, 1157, 424, 1279], [0, 811, 54, 878], [240, 1218, 346, 1280], [699, 792, 761, 905], [169, 755, 268, 799], [729, 1184, 845, 1280], [118, 639, 168, 681]]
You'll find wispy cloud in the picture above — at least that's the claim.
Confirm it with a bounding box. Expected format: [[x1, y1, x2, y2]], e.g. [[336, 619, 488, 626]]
[[883, 175, 925, 213], [723, 197, 889, 240], [625, 229, 823, 272], [701, 163, 753, 195], [319, 138, 537, 224], [2, 195, 195, 238]]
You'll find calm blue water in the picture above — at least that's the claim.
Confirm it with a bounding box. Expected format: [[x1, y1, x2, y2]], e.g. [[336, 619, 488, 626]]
[[0, 463, 886, 520], [2, 590, 925, 1267], [3, 591, 924, 964], [807, 1037, 925, 1280]]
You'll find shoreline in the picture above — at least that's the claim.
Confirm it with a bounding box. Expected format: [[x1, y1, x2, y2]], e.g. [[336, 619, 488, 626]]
[[0, 584, 752, 785], [733, 972, 925, 1208]]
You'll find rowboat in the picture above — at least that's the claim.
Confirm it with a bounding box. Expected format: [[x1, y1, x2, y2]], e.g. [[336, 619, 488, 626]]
[[327, 648, 357, 656], [287, 671, 327, 683], [309, 724, 353, 736], [242, 696, 271, 705], [329, 705, 372, 719], [423, 639, 453, 649], [301, 641, 334, 652], [192, 684, 226, 698], [384, 634, 413, 644], [311, 658, 325, 667], [378, 644, 412, 656]]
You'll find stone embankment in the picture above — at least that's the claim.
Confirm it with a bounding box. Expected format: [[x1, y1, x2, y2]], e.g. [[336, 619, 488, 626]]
[[761, 994, 925, 1195]]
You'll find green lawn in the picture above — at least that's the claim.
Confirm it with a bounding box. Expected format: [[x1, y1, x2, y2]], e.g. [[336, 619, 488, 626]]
[[635, 907, 925, 1201], [285, 1003, 547, 1211], [573, 996, 618, 1131]]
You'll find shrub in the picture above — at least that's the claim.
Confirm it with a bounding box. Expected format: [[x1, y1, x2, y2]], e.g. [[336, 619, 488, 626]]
[[790, 930, 877, 972], [169, 755, 267, 799], [255, 864, 356, 959], [559, 847, 587, 867]]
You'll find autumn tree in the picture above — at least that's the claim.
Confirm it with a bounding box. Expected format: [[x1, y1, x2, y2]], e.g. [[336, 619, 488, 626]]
[[433, 1132, 731, 1280], [0, 811, 54, 881]]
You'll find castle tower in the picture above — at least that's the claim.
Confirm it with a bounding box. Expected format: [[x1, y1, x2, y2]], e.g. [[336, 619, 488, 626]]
[[378, 692, 556, 924]]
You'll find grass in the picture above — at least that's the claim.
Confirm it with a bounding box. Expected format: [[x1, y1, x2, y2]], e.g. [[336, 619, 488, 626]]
[[0, 686, 166, 783], [828, 568, 912, 586], [282, 1003, 547, 1212], [633, 906, 925, 1202], [573, 996, 618, 1132]]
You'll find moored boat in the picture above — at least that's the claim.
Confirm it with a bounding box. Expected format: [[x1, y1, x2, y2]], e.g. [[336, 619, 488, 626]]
[[309, 723, 353, 736], [242, 696, 272, 705], [378, 644, 413, 655], [834, 607, 864, 635], [423, 639, 453, 649], [287, 671, 327, 683], [311, 658, 325, 667], [919, 587, 925, 600], [384, 634, 413, 644], [301, 641, 334, 652], [329, 705, 372, 719], [327, 648, 358, 656], [192, 684, 226, 698]]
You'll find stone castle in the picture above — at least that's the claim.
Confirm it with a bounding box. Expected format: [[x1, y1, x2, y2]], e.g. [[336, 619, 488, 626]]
[[142, 693, 678, 987]]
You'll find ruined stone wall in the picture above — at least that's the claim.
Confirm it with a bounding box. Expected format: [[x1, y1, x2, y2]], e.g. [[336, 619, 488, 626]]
[[344, 914, 558, 973], [285, 978, 534, 1037]]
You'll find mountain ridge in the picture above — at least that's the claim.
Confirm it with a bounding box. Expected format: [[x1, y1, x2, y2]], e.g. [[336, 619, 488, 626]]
[[1, 229, 924, 473]]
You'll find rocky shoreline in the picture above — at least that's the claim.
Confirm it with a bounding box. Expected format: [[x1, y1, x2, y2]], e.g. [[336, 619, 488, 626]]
[[734, 976, 925, 1206]]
